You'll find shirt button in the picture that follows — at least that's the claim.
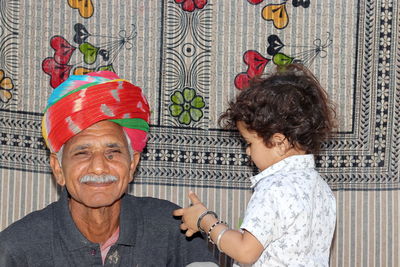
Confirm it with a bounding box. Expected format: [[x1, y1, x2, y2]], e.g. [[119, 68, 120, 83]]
[[90, 249, 97, 256]]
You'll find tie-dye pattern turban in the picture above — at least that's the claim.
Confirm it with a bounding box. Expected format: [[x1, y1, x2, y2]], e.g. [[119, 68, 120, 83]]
[[42, 71, 150, 153]]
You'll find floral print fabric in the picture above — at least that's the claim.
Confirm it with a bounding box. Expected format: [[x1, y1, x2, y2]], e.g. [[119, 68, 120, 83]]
[[238, 155, 336, 266]]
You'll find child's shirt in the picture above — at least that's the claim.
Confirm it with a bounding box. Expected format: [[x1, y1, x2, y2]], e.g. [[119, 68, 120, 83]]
[[239, 154, 336, 267]]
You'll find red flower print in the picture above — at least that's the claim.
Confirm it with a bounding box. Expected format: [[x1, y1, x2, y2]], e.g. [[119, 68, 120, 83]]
[[175, 0, 207, 12], [247, 0, 264, 4]]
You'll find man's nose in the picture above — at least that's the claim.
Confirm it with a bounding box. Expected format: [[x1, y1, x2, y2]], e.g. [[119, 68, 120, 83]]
[[88, 152, 109, 174]]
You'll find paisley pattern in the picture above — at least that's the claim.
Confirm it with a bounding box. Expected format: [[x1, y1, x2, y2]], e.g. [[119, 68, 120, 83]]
[[42, 23, 135, 88], [67, 0, 94, 18], [0, 70, 14, 103]]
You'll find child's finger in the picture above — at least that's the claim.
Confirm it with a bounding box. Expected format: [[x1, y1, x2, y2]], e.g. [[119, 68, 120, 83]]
[[188, 190, 201, 205], [180, 223, 188, 231], [172, 208, 184, 216], [185, 229, 196, 237]]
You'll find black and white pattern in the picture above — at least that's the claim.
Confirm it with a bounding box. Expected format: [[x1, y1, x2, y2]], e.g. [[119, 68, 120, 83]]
[[0, 0, 19, 109], [0, 1, 399, 191]]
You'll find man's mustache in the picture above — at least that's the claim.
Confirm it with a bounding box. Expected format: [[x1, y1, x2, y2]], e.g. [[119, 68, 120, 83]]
[[79, 174, 118, 183]]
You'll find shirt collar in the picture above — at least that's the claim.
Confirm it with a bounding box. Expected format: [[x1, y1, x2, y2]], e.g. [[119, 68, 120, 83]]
[[55, 188, 93, 251], [55, 189, 138, 251], [117, 193, 138, 246], [250, 154, 315, 188]]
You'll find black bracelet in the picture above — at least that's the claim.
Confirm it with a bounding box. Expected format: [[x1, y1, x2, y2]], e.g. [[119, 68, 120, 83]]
[[207, 220, 228, 244], [197, 210, 218, 233]]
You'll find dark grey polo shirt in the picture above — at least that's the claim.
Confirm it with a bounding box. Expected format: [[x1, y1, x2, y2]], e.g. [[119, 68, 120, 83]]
[[0, 190, 217, 266]]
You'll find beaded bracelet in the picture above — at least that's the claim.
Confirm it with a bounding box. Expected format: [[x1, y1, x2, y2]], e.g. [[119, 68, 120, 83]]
[[216, 227, 229, 253], [207, 220, 228, 244], [197, 210, 218, 233]]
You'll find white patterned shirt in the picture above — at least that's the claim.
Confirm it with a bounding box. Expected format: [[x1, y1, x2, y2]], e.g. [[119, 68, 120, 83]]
[[237, 154, 336, 267]]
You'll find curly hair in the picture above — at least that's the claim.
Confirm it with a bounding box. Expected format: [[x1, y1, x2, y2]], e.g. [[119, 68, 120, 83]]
[[219, 64, 336, 154]]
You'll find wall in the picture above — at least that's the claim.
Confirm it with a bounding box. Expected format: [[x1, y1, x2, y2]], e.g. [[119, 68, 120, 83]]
[[0, 0, 399, 266]]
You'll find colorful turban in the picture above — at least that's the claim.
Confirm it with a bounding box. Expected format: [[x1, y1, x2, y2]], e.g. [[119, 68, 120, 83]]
[[42, 71, 150, 153]]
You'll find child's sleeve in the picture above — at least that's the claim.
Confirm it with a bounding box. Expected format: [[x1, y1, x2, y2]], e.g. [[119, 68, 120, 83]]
[[240, 183, 303, 248], [239, 185, 280, 247]]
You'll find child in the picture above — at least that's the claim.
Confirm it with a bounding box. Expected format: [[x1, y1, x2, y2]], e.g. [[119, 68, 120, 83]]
[[173, 63, 336, 266]]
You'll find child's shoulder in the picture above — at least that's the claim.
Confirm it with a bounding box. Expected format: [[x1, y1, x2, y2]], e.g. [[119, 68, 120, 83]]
[[256, 168, 321, 200]]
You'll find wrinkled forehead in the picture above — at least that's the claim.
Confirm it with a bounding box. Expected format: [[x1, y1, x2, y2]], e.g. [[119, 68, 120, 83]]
[[63, 121, 129, 150]]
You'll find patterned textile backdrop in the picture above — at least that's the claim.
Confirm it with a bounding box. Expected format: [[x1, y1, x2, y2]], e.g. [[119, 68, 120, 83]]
[[0, 0, 399, 266]]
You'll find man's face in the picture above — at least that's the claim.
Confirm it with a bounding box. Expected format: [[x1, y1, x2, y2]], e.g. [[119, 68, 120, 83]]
[[50, 121, 140, 208]]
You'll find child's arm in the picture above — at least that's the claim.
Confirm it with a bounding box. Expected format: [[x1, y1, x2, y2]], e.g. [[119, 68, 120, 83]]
[[173, 191, 264, 265]]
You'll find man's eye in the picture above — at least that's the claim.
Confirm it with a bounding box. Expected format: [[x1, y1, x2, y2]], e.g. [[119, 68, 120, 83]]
[[105, 150, 121, 160], [74, 151, 88, 156]]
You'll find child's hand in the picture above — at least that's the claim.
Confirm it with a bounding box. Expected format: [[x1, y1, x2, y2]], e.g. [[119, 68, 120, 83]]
[[173, 191, 208, 237]]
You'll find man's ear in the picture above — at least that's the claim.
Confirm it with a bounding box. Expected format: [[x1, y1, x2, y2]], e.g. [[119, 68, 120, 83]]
[[50, 153, 66, 186], [129, 152, 141, 183]]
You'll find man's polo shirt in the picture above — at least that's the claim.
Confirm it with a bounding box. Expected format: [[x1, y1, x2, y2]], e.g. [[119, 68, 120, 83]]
[[0, 190, 217, 266]]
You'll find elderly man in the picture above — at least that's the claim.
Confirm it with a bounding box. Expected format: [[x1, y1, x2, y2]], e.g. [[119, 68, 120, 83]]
[[0, 71, 217, 266]]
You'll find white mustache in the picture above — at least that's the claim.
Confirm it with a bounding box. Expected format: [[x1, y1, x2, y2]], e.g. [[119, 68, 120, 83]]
[[79, 174, 118, 184]]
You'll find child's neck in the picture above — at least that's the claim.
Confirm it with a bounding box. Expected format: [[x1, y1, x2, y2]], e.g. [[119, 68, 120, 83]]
[[283, 147, 306, 158], [271, 147, 307, 167]]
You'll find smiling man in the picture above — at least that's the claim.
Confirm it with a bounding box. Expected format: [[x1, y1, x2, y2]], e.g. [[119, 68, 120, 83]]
[[0, 71, 217, 267]]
